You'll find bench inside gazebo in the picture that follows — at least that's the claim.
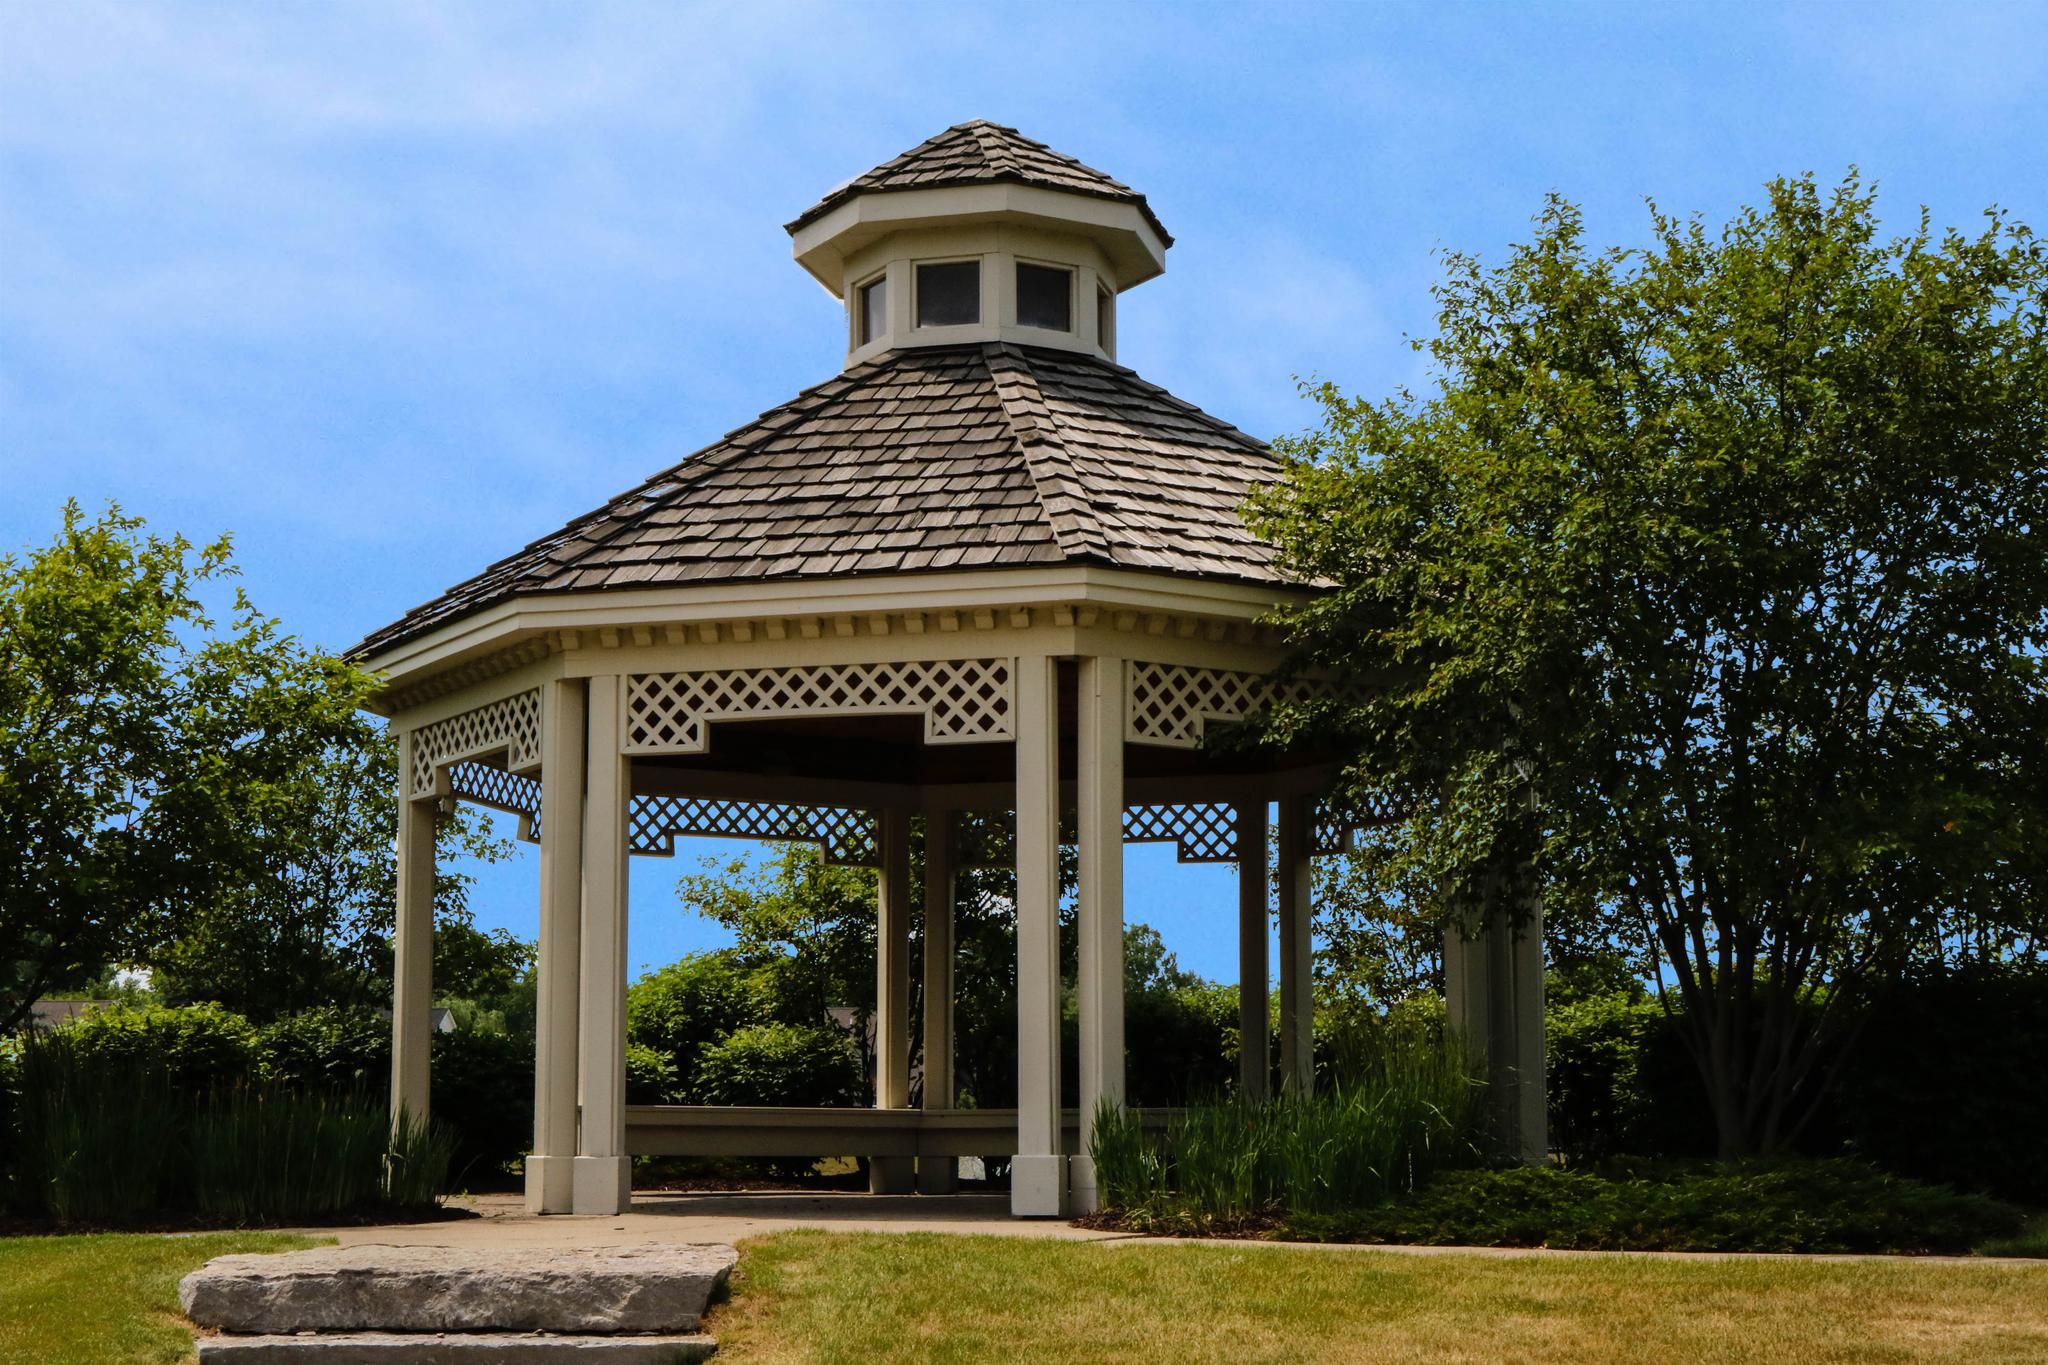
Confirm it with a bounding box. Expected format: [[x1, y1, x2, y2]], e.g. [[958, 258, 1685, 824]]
[[350, 121, 1544, 1219]]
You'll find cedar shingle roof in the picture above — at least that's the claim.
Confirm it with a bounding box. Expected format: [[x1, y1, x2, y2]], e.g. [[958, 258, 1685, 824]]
[[350, 344, 1286, 659], [786, 121, 1173, 247]]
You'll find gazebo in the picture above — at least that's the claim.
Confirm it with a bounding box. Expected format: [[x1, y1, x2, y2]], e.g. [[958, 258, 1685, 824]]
[[351, 122, 1543, 1219]]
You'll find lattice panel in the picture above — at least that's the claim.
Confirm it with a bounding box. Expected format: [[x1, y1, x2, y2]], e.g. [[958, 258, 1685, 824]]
[[1313, 806, 1355, 857], [408, 689, 543, 798], [448, 762, 543, 842], [624, 660, 1013, 756], [1125, 662, 1324, 749], [1124, 803, 1239, 863], [628, 796, 880, 866]]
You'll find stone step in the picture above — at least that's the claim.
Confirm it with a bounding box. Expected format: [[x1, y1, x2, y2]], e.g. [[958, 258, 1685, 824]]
[[181, 1245, 737, 1336], [195, 1333, 716, 1363]]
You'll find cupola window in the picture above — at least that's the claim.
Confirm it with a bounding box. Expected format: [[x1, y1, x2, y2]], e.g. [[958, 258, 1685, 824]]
[[857, 275, 887, 346], [915, 260, 980, 328], [1096, 285, 1115, 355], [1016, 262, 1073, 331]]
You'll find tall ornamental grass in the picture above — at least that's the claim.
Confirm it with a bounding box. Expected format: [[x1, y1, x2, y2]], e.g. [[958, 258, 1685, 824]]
[[1092, 1023, 1485, 1225], [8, 1029, 454, 1225]]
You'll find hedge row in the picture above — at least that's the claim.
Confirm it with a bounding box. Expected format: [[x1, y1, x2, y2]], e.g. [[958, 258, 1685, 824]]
[[1, 1003, 532, 1190], [1545, 962, 2048, 1203]]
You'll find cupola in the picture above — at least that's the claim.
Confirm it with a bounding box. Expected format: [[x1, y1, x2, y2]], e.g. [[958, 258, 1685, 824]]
[[785, 121, 1171, 367]]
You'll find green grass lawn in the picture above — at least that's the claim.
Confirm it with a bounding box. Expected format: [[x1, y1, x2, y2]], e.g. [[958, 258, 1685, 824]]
[[4, 1228, 2043, 1364], [711, 1230, 2048, 1364], [0, 1232, 320, 1365]]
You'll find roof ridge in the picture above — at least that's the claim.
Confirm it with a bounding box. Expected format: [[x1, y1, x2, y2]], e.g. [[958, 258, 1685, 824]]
[[983, 344, 1116, 564], [785, 123, 1171, 246]]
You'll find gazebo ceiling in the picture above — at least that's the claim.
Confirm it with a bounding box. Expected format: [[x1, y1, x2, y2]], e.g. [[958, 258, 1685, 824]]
[[351, 342, 1290, 661]]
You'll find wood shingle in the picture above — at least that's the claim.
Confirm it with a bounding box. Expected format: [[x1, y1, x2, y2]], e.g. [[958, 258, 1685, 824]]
[[785, 121, 1172, 247], [351, 343, 1288, 658]]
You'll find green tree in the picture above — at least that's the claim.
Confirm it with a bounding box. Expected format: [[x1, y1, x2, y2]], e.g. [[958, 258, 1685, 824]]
[[0, 505, 374, 1033], [1246, 174, 2048, 1156], [153, 727, 511, 1022]]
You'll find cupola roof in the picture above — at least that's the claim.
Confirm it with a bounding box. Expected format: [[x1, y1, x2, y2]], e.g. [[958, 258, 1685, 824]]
[[786, 120, 1172, 247]]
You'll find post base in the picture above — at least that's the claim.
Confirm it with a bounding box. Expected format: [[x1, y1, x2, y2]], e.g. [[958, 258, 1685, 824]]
[[868, 1156, 915, 1194], [1067, 1154, 1102, 1215], [524, 1154, 575, 1214], [1010, 1153, 1067, 1217], [571, 1155, 632, 1215]]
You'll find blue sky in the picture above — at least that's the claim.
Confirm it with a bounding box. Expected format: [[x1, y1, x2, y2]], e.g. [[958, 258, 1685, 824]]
[[5, 1, 2045, 982]]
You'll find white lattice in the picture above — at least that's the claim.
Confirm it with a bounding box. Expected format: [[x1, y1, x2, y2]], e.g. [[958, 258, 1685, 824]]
[[624, 660, 1012, 756], [1125, 662, 1325, 749], [1124, 803, 1239, 863], [449, 762, 543, 841], [409, 689, 543, 798], [629, 796, 879, 866]]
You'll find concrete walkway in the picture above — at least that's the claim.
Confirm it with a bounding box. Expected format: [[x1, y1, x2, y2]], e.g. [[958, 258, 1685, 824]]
[[313, 1191, 2040, 1267], [320, 1191, 1124, 1249]]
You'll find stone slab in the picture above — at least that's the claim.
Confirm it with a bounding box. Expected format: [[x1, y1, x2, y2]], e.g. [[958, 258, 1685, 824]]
[[181, 1245, 736, 1335], [196, 1334, 716, 1363]]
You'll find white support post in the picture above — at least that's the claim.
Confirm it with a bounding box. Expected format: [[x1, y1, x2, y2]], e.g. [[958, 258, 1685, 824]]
[[573, 675, 632, 1215], [390, 765, 436, 1130], [1276, 795, 1314, 1094], [1011, 654, 1066, 1217], [1444, 876, 1547, 1164], [871, 805, 915, 1194], [1071, 655, 1126, 1214], [1235, 800, 1271, 1099], [525, 678, 585, 1214], [917, 804, 959, 1194]]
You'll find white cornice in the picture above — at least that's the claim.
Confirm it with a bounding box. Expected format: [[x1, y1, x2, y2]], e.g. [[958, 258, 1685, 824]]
[[360, 565, 1312, 705]]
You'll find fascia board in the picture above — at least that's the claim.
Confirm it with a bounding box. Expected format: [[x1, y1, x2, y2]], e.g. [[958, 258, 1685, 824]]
[[791, 186, 1165, 294], [360, 566, 1311, 686]]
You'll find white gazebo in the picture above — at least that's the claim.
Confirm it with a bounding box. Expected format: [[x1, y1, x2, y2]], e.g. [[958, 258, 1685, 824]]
[[351, 122, 1543, 1219]]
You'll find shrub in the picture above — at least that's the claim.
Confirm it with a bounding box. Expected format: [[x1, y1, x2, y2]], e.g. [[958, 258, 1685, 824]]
[[1835, 963, 2048, 1204], [253, 1005, 390, 1093], [1545, 988, 1663, 1164], [51, 1003, 255, 1093], [430, 1028, 533, 1184], [626, 1041, 680, 1105], [692, 1021, 862, 1108], [627, 953, 765, 1100], [1124, 984, 1238, 1106], [1093, 1024, 1484, 1228], [1284, 1159, 2027, 1254]]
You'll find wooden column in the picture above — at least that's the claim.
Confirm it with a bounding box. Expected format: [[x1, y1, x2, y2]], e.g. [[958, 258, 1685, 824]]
[[871, 805, 915, 1194], [572, 675, 632, 1215], [1011, 654, 1065, 1216], [917, 805, 958, 1194], [1235, 800, 1271, 1099], [525, 678, 585, 1214], [1072, 654, 1126, 1214], [1276, 795, 1315, 1094], [1444, 875, 1547, 1163], [389, 755, 436, 1129]]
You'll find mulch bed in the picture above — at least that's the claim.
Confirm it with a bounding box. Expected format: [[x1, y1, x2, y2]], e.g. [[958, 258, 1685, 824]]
[[1070, 1209, 1284, 1239]]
